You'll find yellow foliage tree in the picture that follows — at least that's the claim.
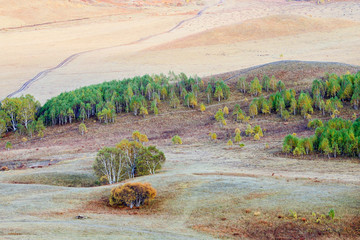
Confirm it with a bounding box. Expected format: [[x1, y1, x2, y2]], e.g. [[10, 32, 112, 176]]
[[245, 124, 254, 136], [132, 131, 141, 141], [139, 134, 149, 144], [210, 132, 217, 140], [223, 106, 229, 117], [200, 103, 206, 113], [234, 133, 242, 143], [109, 182, 156, 209]]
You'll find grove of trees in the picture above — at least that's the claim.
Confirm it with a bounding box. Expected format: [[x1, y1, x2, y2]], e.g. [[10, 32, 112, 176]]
[[283, 118, 360, 158], [239, 72, 360, 121], [93, 132, 165, 184], [0, 73, 231, 141], [0, 95, 44, 138]]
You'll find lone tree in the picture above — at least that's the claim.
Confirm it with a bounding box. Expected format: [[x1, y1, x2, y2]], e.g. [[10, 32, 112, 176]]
[[210, 132, 217, 141], [109, 182, 156, 209], [79, 123, 87, 135], [5, 141, 12, 151], [200, 103, 206, 113]]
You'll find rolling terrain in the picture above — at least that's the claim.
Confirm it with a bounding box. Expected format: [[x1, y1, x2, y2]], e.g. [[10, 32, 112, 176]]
[[1, 61, 360, 239], [1, 0, 360, 239]]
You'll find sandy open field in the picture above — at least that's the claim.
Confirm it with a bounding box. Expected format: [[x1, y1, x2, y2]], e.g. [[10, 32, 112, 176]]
[[1, 0, 360, 103]]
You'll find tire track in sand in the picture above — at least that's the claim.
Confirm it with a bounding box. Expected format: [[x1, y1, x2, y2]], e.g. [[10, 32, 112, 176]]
[[4, 0, 224, 100]]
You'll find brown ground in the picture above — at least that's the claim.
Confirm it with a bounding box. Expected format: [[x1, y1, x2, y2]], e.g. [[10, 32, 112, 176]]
[[0, 62, 359, 239]]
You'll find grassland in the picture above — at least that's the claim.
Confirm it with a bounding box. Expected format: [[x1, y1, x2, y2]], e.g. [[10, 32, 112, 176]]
[[0, 61, 359, 239]]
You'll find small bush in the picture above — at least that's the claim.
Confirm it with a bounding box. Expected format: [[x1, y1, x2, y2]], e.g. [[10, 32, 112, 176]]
[[1, 166, 9, 171], [171, 135, 182, 145], [210, 132, 217, 140], [200, 103, 206, 112], [5, 141, 12, 150], [109, 182, 156, 208]]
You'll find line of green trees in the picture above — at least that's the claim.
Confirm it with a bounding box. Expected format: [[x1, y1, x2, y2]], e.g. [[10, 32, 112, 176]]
[[38, 72, 230, 126], [0, 72, 231, 138], [241, 71, 360, 120], [283, 117, 360, 158]]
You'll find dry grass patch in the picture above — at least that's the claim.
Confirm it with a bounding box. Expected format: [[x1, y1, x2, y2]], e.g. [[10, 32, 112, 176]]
[[5, 172, 98, 187], [192, 211, 360, 239]]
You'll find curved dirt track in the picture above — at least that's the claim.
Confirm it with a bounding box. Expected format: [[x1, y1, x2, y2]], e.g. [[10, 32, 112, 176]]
[[4, 0, 224, 100]]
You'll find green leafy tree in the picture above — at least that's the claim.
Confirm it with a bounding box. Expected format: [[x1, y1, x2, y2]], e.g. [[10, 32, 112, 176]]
[[319, 138, 332, 158], [94, 147, 126, 184], [0, 119, 6, 137], [253, 125, 263, 137], [250, 77, 262, 96], [67, 108, 75, 124], [5, 141, 12, 150], [1, 97, 21, 131], [214, 85, 223, 102], [245, 124, 254, 136], [282, 110, 290, 121], [237, 77, 247, 93], [234, 133, 242, 143], [249, 103, 258, 118], [269, 75, 277, 91], [307, 119, 323, 129], [79, 123, 87, 135], [206, 84, 213, 103]]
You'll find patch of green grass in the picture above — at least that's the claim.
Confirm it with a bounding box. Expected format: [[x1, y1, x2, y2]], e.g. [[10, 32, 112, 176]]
[[6, 172, 99, 187]]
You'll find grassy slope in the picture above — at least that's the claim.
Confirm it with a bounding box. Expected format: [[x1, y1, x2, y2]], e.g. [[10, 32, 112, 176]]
[[0, 61, 360, 239]]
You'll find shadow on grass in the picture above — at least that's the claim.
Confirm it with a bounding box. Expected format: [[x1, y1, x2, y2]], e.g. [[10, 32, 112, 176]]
[[6, 172, 99, 187]]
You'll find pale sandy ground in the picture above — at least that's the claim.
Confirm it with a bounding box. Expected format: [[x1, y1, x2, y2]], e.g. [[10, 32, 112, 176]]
[[0, 143, 359, 239], [1, 0, 360, 103]]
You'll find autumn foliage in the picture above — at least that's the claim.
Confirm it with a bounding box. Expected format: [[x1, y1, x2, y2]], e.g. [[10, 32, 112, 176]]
[[109, 182, 156, 209]]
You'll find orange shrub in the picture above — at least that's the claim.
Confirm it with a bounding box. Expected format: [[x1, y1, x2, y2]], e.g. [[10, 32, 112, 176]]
[[109, 182, 156, 208]]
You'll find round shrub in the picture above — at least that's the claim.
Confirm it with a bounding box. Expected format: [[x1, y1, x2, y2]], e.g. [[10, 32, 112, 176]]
[[171, 135, 182, 145], [109, 182, 156, 208]]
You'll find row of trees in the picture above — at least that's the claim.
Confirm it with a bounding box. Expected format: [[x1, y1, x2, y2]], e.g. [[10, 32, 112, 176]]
[[93, 131, 165, 184], [0, 73, 231, 138], [246, 72, 360, 120], [237, 75, 286, 96], [0, 95, 45, 138], [37, 73, 230, 126], [283, 118, 360, 158]]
